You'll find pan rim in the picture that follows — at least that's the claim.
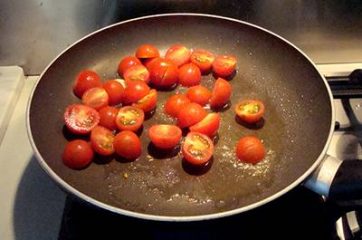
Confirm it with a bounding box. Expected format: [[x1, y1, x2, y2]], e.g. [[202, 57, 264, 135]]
[[26, 12, 335, 221]]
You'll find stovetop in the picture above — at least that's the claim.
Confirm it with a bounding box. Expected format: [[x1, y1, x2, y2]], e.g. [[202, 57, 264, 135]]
[[0, 64, 361, 240]]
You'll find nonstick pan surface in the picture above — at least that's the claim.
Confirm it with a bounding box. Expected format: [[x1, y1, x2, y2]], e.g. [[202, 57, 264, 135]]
[[27, 14, 334, 221]]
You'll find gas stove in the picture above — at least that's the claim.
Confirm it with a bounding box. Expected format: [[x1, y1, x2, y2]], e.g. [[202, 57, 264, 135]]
[[0, 64, 361, 240]]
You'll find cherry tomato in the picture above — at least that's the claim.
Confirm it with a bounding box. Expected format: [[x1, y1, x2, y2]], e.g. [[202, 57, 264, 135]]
[[186, 85, 211, 106], [148, 124, 182, 149], [149, 58, 178, 88], [190, 49, 215, 73], [178, 63, 201, 87], [236, 136, 266, 164], [90, 126, 115, 156], [122, 80, 150, 105], [165, 44, 191, 67], [235, 99, 265, 124], [164, 94, 191, 118], [62, 140, 94, 169], [64, 104, 100, 135], [115, 106, 144, 132], [118, 56, 142, 77], [133, 89, 157, 112], [73, 70, 102, 98], [177, 102, 207, 128], [182, 132, 214, 166], [212, 55, 237, 77], [135, 44, 160, 59], [81, 87, 109, 110], [103, 80, 124, 106], [124, 65, 150, 83], [143, 57, 161, 71], [98, 106, 119, 131], [209, 78, 232, 109], [189, 113, 220, 137], [113, 130, 142, 160]]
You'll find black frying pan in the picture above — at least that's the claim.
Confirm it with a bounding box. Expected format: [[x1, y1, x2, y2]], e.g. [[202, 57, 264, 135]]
[[27, 13, 337, 221]]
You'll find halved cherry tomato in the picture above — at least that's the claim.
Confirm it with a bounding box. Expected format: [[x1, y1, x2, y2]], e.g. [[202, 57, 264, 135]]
[[118, 56, 142, 77], [236, 136, 266, 164], [190, 49, 215, 73], [73, 70, 102, 98], [148, 124, 182, 149], [189, 113, 220, 137], [235, 99, 265, 124], [149, 58, 178, 88], [113, 130, 142, 160], [182, 132, 214, 166], [98, 106, 119, 131], [164, 93, 191, 118], [64, 104, 100, 135], [124, 65, 150, 83], [62, 139, 94, 169], [90, 126, 115, 156], [82, 87, 109, 110], [103, 80, 124, 106], [165, 44, 191, 67], [122, 80, 150, 105], [209, 78, 232, 109], [212, 55, 237, 77], [115, 106, 144, 132], [133, 89, 157, 112], [178, 63, 201, 87], [186, 85, 211, 106], [177, 102, 207, 128], [135, 44, 160, 59]]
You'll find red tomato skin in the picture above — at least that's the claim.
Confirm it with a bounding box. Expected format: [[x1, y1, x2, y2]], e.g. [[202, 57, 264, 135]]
[[62, 140, 94, 169], [236, 136, 266, 164], [81, 87, 109, 110], [210, 78, 232, 109], [113, 131, 142, 160], [118, 56, 142, 77], [164, 94, 191, 118], [64, 104, 100, 135], [123, 65, 150, 83], [186, 85, 212, 106], [103, 80, 124, 106], [132, 89, 158, 112], [115, 106, 145, 132], [177, 103, 207, 128], [90, 126, 115, 156], [165, 44, 191, 67], [182, 132, 214, 166], [149, 58, 178, 88], [235, 99, 265, 124], [73, 70, 102, 98], [148, 124, 182, 149], [189, 113, 220, 137], [178, 63, 201, 87], [122, 80, 150, 105], [135, 44, 160, 59], [212, 55, 237, 77], [190, 49, 215, 73], [98, 106, 119, 131]]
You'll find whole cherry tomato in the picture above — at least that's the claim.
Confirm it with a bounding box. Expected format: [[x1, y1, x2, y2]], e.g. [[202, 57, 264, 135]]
[[149, 58, 178, 88], [73, 70, 102, 98], [62, 140, 94, 169], [178, 63, 201, 87], [148, 124, 182, 149], [236, 136, 266, 164], [113, 130, 142, 160]]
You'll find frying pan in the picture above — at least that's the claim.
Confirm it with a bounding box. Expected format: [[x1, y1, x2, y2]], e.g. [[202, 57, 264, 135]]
[[27, 13, 353, 221]]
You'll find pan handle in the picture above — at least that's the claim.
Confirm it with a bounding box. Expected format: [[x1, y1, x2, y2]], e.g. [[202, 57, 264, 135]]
[[304, 155, 362, 200]]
